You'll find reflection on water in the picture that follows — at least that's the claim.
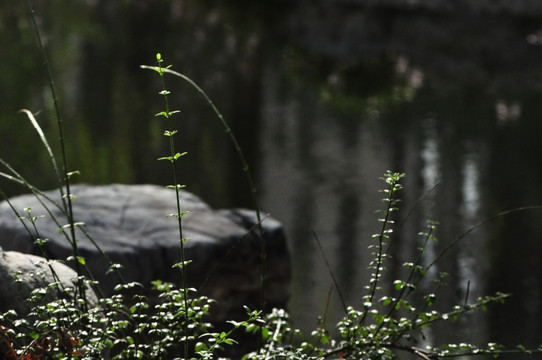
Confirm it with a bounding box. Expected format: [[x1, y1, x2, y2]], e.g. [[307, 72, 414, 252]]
[[2, 0, 542, 354], [260, 61, 391, 329], [420, 119, 440, 276]]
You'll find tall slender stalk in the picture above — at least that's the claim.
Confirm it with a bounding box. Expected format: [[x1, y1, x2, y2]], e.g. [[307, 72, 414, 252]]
[[140, 65, 267, 313], [153, 53, 189, 359], [24, 0, 86, 306], [358, 171, 404, 326]]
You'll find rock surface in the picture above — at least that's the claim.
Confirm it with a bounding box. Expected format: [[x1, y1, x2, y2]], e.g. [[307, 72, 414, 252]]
[[0, 247, 98, 315], [0, 184, 290, 320]]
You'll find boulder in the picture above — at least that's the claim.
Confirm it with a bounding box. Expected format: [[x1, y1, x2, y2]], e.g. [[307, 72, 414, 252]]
[[0, 247, 98, 315], [0, 184, 290, 320]]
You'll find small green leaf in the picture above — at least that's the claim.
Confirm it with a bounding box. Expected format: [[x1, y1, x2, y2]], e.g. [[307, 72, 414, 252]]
[[67, 170, 80, 179], [246, 324, 258, 334], [67, 256, 86, 265], [60, 222, 85, 230], [174, 152, 187, 160], [146, 65, 163, 74], [165, 211, 189, 219], [63, 194, 77, 200], [195, 342, 207, 352], [164, 130, 178, 136], [381, 297, 392, 306], [172, 260, 192, 269], [425, 293, 436, 306], [166, 184, 186, 189]]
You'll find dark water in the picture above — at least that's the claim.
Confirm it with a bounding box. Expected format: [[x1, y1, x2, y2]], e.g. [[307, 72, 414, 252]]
[[2, 0, 542, 355]]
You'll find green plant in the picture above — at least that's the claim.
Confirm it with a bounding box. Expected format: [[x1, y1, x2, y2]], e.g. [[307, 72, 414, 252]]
[[236, 171, 534, 360], [151, 52, 191, 359], [139, 63, 267, 314], [0, 43, 260, 359]]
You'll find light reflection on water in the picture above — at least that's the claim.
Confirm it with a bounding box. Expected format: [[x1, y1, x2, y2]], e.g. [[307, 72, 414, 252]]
[[259, 61, 392, 330], [259, 38, 534, 351], [420, 119, 440, 274]]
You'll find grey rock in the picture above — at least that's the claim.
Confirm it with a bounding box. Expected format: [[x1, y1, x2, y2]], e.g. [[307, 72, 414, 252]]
[[0, 247, 98, 315], [0, 184, 290, 320]]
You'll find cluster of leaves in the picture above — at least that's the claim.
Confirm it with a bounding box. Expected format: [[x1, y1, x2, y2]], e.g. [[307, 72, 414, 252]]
[[0, 279, 214, 359], [0, 129, 540, 359], [234, 172, 526, 360]]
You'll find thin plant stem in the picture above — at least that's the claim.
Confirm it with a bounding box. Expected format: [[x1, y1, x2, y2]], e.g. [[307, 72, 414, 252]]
[[154, 54, 189, 359], [358, 172, 403, 326], [312, 231, 348, 315], [0, 158, 109, 298], [427, 205, 542, 271], [18, 110, 64, 195], [140, 64, 268, 312], [24, 0, 86, 306], [0, 192, 63, 289], [374, 223, 436, 337]]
